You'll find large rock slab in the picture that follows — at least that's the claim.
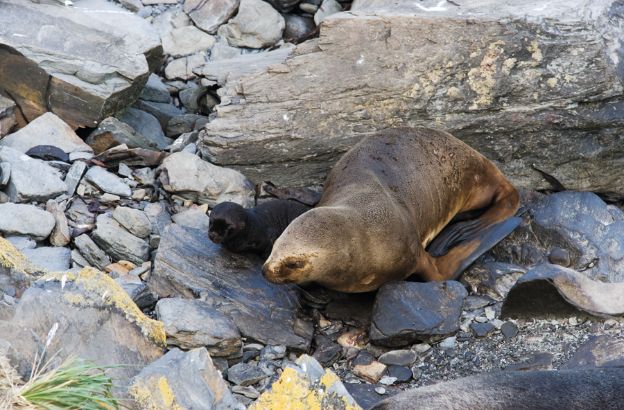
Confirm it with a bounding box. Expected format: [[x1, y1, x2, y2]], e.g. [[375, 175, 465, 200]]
[[129, 348, 242, 410], [0, 268, 165, 387], [199, 0, 624, 196], [369, 281, 467, 347], [0, 0, 161, 128], [563, 335, 624, 369], [372, 368, 624, 410], [0, 113, 92, 154], [158, 152, 254, 207], [501, 264, 624, 318], [0, 147, 67, 202], [149, 224, 311, 350]]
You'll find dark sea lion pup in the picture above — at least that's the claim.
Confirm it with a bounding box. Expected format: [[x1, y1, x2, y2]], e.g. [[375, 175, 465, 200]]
[[208, 199, 311, 257], [263, 127, 521, 293]]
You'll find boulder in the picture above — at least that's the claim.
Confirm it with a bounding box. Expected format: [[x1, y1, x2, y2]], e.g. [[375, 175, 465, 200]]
[[86, 117, 169, 154], [0, 0, 161, 128], [149, 224, 311, 350], [0, 147, 67, 203], [161, 25, 216, 57], [129, 348, 242, 410], [158, 152, 254, 207], [198, 0, 624, 197], [0, 113, 92, 154], [0, 268, 165, 387], [370, 281, 467, 347], [218, 0, 285, 48], [155, 297, 242, 357], [183, 0, 240, 34]]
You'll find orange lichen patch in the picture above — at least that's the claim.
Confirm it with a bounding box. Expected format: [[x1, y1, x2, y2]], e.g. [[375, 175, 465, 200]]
[[43, 267, 166, 347]]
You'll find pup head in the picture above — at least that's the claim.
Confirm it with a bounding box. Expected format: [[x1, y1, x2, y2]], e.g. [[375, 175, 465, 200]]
[[208, 202, 247, 244]]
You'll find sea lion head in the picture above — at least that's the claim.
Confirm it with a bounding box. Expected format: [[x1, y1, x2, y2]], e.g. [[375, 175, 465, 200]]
[[208, 202, 248, 244], [262, 207, 354, 286]]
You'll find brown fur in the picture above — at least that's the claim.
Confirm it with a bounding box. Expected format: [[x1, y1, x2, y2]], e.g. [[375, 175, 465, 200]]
[[263, 128, 519, 292]]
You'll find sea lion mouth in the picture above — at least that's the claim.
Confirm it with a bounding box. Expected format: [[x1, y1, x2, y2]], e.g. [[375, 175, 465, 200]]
[[262, 257, 308, 284], [208, 231, 223, 243]]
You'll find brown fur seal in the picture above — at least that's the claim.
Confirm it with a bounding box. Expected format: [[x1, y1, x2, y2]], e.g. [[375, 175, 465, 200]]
[[208, 199, 310, 257], [262, 128, 520, 292]]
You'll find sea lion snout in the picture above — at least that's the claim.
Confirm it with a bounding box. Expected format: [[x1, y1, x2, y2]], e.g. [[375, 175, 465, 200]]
[[262, 257, 308, 284]]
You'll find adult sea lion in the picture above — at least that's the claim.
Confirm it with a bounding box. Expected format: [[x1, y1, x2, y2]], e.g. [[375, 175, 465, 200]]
[[262, 128, 521, 292], [208, 199, 310, 257]]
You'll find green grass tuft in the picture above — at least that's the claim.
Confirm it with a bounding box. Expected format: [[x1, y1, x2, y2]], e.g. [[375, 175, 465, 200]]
[[19, 357, 120, 410]]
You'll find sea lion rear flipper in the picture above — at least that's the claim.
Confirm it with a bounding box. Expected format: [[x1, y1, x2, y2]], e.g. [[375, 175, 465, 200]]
[[434, 216, 522, 280], [427, 219, 484, 257]]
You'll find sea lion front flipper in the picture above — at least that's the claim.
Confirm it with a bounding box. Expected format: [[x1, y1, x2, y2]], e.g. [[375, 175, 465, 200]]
[[433, 216, 522, 280]]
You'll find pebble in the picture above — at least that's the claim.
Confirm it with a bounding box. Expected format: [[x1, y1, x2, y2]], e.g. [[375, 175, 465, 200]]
[[378, 376, 397, 386], [412, 343, 431, 354], [352, 361, 386, 383], [484, 307, 496, 320], [227, 363, 269, 386], [411, 365, 422, 381], [378, 350, 417, 367], [351, 350, 374, 366], [374, 386, 386, 395], [470, 322, 496, 338], [501, 321, 519, 339], [439, 337, 457, 350], [386, 365, 412, 383]]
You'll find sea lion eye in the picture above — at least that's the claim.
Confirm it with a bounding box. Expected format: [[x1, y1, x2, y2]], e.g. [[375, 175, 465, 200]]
[[285, 260, 305, 270]]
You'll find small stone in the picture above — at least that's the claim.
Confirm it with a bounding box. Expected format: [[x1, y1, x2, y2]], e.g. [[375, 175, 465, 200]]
[[463, 295, 493, 310], [227, 363, 269, 386], [132, 189, 147, 201], [548, 247, 571, 267], [470, 322, 496, 338], [71, 249, 90, 268], [73, 234, 112, 270], [46, 200, 71, 247], [501, 321, 519, 340], [490, 319, 505, 329], [506, 352, 554, 371], [411, 366, 422, 381], [314, 0, 341, 25], [84, 166, 131, 197], [439, 337, 456, 350], [352, 361, 386, 383], [232, 385, 260, 399], [100, 194, 121, 203], [299, 2, 318, 13], [412, 343, 431, 354], [0, 204, 55, 240], [484, 307, 496, 320], [386, 365, 412, 383], [378, 350, 417, 367], [260, 345, 287, 361], [162, 26, 216, 57], [375, 387, 386, 395], [378, 376, 397, 386], [113, 207, 152, 239], [64, 161, 87, 196], [87, 116, 169, 153], [351, 350, 374, 367], [218, 0, 285, 49], [184, 0, 239, 34], [474, 316, 488, 323], [140, 74, 171, 103], [69, 152, 94, 162]]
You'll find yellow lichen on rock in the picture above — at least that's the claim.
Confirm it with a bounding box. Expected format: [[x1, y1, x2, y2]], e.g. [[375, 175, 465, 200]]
[[43, 267, 166, 347], [467, 40, 506, 109], [0, 236, 41, 274], [250, 367, 362, 410], [129, 376, 184, 410]]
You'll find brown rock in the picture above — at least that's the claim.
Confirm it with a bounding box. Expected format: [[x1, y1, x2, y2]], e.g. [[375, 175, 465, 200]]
[[353, 361, 386, 383]]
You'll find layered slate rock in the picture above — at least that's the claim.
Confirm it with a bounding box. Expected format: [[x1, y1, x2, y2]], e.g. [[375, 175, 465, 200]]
[[501, 264, 624, 318], [158, 152, 254, 207], [130, 348, 242, 410], [92, 215, 150, 265], [372, 368, 624, 410], [0, 204, 55, 241], [199, 0, 624, 198], [155, 297, 242, 357], [563, 335, 624, 369], [0, 0, 161, 128], [150, 224, 311, 350], [0, 268, 165, 385], [0, 113, 92, 154], [370, 281, 467, 347]]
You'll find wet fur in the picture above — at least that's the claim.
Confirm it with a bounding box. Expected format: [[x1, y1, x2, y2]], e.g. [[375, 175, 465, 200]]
[[208, 199, 310, 257], [263, 128, 519, 292]]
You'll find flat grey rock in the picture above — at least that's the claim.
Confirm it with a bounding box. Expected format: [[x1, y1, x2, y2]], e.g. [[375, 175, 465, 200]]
[[86, 117, 168, 154], [156, 297, 242, 357], [370, 281, 467, 347], [73, 234, 111, 270], [198, 0, 624, 197], [92, 215, 150, 264], [0, 113, 93, 154], [563, 335, 624, 369], [314, 0, 342, 24], [164, 53, 206, 80], [64, 161, 87, 196], [0, 203, 55, 240], [171, 208, 210, 231], [218, 0, 285, 48], [22, 247, 71, 272], [161, 25, 216, 57], [159, 152, 254, 207], [0, 147, 67, 203], [227, 362, 268, 386], [118, 107, 171, 150], [129, 348, 242, 410], [84, 166, 132, 197], [0, 0, 161, 128], [149, 224, 311, 350], [113, 206, 152, 239], [139, 74, 171, 103]]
